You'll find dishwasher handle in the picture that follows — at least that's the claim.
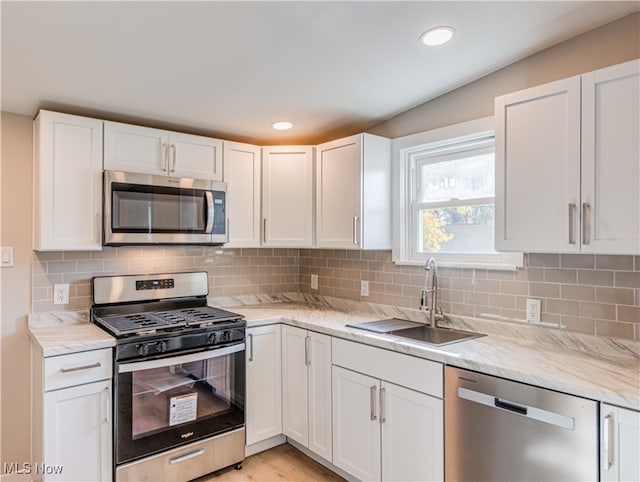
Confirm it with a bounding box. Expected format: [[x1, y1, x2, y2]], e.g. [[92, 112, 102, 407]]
[[458, 387, 575, 430], [495, 397, 528, 416]]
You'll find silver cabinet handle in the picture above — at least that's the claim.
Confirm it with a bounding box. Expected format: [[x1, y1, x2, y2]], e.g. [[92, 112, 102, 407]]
[[380, 387, 386, 423], [304, 336, 311, 366], [568, 203, 576, 245], [353, 216, 359, 245], [370, 385, 377, 421], [248, 333, 254, 362], [263, 219, 267, 244], [603, 413, 614, 471], [162, 143, 168, 171], [582, 202, 590, 245], [171, 144, 177, 172], [60, 362, 102, 373], [103, 386, 110, 424], [169, 448, 204, 465]]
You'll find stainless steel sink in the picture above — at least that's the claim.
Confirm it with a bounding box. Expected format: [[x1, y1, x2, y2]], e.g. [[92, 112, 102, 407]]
[[346, 318, 485, 346]]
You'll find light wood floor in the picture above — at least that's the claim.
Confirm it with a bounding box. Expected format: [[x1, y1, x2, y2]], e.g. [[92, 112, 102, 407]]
[[200, 444, 345, 481]]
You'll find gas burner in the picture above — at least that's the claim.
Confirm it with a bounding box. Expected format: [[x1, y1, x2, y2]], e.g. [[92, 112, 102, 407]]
[[94, 306, 243, 337]]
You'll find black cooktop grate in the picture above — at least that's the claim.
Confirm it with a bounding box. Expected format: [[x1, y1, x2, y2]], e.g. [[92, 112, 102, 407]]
[[95, 306, 243, 336]]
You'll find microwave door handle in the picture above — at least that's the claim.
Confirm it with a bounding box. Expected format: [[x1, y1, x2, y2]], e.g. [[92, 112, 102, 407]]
[[205, 191, 214, 234]]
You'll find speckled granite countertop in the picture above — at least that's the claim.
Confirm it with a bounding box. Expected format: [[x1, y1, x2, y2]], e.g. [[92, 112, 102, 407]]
[[28, 295, 639, 411]]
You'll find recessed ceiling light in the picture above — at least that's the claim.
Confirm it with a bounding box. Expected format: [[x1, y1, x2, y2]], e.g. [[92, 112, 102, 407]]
[[272, 121, 293, 130], [420, 26, 455, 47]]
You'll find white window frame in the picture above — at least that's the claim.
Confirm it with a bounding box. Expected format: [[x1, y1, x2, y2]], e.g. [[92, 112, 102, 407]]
[[392, 116, 523, 270]]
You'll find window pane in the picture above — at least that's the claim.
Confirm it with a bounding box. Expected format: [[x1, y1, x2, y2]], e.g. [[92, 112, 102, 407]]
[[419, 153, 494, 203], [418, 204, 495, 253]]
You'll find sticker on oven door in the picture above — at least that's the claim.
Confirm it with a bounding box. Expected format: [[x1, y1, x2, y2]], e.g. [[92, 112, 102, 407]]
[[169, 393, 198, 426]]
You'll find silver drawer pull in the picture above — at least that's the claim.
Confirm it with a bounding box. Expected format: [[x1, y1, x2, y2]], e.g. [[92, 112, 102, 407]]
[[60, 362, 102, 373], [169, 448, 204, 465], [603, 413, 614, 470]]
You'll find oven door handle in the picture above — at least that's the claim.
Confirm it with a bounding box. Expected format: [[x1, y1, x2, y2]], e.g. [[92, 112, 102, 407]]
[[118, 343, 245, 374]]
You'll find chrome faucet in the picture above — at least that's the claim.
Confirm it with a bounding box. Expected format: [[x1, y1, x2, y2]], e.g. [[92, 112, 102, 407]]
[[420, 257, 444, 327]]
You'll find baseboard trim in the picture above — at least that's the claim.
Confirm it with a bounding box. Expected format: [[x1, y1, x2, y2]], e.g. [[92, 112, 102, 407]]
[[286, 438, 354, 481], [245, 434, 286, 457]]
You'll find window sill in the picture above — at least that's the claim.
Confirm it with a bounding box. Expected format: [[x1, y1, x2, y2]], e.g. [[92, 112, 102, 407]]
[[393, 253, 523, 272]]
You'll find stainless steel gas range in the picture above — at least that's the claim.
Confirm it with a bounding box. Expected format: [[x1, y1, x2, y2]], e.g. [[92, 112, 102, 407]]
[[90, 271, 246, 482]]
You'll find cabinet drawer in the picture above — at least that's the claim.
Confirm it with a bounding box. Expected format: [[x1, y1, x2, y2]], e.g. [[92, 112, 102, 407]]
[[44, 348, 112, 391], [332, 338, 442, 398]]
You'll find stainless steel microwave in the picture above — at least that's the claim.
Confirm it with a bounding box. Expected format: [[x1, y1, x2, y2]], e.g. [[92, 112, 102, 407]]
[[104, 171, 228, 246]]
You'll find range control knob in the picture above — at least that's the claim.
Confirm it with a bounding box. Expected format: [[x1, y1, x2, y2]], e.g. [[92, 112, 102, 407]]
[[137, 344, 149, 357], [156, 341, 167, 353], [222, 331, 231, 342], [208, 333, 217, 344]]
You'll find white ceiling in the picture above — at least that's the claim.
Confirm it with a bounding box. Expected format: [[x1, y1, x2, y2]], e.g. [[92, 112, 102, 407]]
[[2, 1, 638, 144]]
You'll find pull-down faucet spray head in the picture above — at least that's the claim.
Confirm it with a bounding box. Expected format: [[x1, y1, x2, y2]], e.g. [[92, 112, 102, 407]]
[[420, 257, 441, 327]]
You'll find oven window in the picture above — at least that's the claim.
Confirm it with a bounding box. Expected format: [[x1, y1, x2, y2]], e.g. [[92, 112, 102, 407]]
[[112, 183, 207, 233], [131, 356, 233, 440]]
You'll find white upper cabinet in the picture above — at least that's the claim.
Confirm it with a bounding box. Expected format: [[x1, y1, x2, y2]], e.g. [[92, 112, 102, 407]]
[[223, 141, 262, 247], [316, 134, 391, 249], [261, 146, 314, 247], [581, 60, 640, 254], [496, 59, 639, 254], [104, 121, 223, 181], [33, 110, 104, 251], [495, 76, 581, 253]]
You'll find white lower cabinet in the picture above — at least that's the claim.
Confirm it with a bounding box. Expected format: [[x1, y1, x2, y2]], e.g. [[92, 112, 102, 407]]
[[245, 325, 282, 446], [31, 346, 113, 482], [601, 404, 640, 482], [281, 325, 332, 461], [331, 338, 443, 482]]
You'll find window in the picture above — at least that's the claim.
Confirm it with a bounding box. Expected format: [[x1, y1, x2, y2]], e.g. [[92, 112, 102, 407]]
[[393, 117, 522, 270]]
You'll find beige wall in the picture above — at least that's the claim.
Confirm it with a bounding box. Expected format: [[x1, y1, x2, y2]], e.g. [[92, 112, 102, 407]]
[[0, 112, 33, 466], [369, 13, 640, 138]]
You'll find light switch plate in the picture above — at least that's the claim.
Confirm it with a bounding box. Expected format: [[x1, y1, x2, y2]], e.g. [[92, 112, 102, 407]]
[[1, 247, 14, 267]]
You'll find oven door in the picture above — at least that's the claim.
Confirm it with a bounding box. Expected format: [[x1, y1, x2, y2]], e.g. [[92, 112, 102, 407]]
[[104, 170, 227, 245], [115, 343, 245, 465]]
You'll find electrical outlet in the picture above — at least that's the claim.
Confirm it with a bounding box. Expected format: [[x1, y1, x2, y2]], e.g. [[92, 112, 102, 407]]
[[361, 280, 369, 297], [310, 274, 318, 290], [54, 283, 70, 305], [526, 298, 541, 323]]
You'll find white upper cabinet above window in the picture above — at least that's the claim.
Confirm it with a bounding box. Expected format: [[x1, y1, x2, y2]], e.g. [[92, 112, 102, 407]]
[[34, 110, 104, 251], [316, 134, 391, 250], [104, 121, 223, 181], [495, 59, 639, 254]]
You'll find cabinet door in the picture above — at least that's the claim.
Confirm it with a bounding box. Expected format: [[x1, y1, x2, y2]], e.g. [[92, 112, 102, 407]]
[[316, 135, 362, 248], [495, 77, 581, 252], [223, 142, 262, 247], [381, 381, 443, 482], [581, 60, 640, 254], [104, 121, 169, 175], [34, 111, 103, 251], [169, 131, 223, 181], [281, 325, 309, 446], [43, 380, 112, 481], [262, 146, 314, 247], [601, 404, 640, 482], [308, 331, 332, 461], [332, 366, 381, 481], [245, 325, 282, 445]]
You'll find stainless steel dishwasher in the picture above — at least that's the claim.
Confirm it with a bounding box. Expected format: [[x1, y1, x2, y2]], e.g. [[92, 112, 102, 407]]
[[445, 366, 598, 481]]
